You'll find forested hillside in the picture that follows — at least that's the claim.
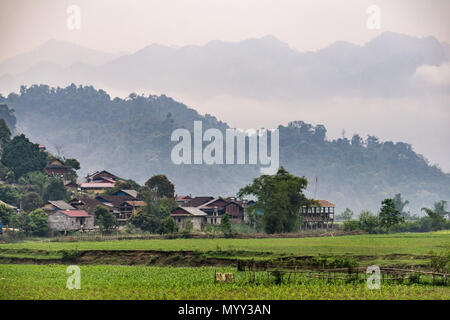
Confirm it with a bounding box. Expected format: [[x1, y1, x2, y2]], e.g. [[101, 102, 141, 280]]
[[1, 84, 448, 214]]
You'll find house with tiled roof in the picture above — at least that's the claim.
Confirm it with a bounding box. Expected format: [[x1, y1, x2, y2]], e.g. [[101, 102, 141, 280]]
[[80, 170, 121, 194], [301, 199, 335, 229], [48, 209, 94, 232], [170, 196, 246, 231], [112, 189, 139, 199], [69, 193, 144, 225], [42, 200, 94, 232], [45, 159, 74, 177], [42, 200, 76, 213]]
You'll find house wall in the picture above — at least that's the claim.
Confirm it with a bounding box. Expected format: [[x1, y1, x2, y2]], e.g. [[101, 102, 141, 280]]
[[206, 216, 222, 225], [172, 216, 205, 231], [48, 212, 94, 231], [225, 203, 244, 222]]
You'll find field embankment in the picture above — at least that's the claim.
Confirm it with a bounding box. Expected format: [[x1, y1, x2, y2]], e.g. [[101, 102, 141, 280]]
[[0, 231, 448, 268]]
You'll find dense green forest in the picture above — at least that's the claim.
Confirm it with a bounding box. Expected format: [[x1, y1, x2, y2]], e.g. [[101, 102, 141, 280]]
[[0, 84, 448, 214]]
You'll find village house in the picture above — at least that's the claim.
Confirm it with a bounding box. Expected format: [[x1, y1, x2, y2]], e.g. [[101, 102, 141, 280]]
[[41, 200, 94, 232], [118, 200, 146, 220], [80, 170, 120, 194], [69, 190, 142, 225], [84, 170, 120, 183], [170, 196, 247, 230], [112, 189, 139, 199], [44, 159, 73, 176], [170, 206, 207, 231], [175, 195, 192, 206], [48, 209, 94, 232], [42, 200, 76, 213], [64, 180, 79, 189], [197, 197, 245, 224], [301, 199, 335, 229]]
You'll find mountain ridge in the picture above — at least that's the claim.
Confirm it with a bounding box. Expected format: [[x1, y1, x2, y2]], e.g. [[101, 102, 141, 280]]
[[1, 84, 448, 215]]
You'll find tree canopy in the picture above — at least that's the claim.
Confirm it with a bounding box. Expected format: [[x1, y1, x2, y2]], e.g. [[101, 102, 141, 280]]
[[1, 134, 47, 178], [145, 174, 175, 199], [238, 167, 313, 233], [379, 198, 404, 231], [94, 205, 117, 233]]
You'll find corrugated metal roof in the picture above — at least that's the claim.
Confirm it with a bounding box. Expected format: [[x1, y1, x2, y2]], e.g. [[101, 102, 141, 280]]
[[172, 207, 207, 216], [120, 189, 139, 199], [48, 200, 75, 210]]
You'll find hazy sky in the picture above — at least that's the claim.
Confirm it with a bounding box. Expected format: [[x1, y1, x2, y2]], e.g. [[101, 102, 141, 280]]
[[0, 0, 449, 171], [1, 0, 450, 61]]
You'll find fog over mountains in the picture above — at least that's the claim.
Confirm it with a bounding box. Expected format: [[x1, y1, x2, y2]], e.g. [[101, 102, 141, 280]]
[[0, 31, 449, 214], [1, 32, 449, 174], [1, 32, 448, 99]]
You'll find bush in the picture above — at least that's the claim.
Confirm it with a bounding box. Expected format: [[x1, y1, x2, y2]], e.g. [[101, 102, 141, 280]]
[[94, 205, 118, 233], [17, 209, 48, 236], [61, 249, 81, 262], [343, 220, 360, 231], [358, 210, 380, 234], [158, 217, 177, 234], [407, 273, 421, 285], [0, 204, 17, 226], [429, 251, 450, 274], [271, 270, 284, 285]]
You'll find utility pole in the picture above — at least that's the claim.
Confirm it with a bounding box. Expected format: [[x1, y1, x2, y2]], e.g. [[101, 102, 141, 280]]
[[314, 177, 318, 199]]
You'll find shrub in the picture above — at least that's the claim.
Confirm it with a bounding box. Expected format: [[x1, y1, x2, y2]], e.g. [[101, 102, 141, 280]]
[[429, 251, 450, 274], [343, 220, 360, 231], [61, 249, 81, 262]]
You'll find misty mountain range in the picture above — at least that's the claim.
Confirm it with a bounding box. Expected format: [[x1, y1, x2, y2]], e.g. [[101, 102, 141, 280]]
[[1, 32, 449, 99]]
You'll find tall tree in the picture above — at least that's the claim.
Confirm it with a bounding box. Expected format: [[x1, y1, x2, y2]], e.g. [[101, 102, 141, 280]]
[[421, 200, 448, 231], [145, 174, 175, 199], [379, 198, 403, 231], [129, 208, 160, 233], [64, 158, 80, 170], [1, 134, 47, 178], [393, 193, 410, 218], [237, 167, 313, 234]]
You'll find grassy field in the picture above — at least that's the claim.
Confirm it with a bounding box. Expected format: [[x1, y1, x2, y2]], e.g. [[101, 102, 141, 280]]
[[0, 232, 448, 300], [1, 264, 448, 300], [1, 231, 449, 256]]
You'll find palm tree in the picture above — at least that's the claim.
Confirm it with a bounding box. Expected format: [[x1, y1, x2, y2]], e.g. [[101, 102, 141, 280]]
[[421, 200, 448, 230], [422, 200, 449, 218], [393, 193, 409, 219], [434, 200, 449, 218]]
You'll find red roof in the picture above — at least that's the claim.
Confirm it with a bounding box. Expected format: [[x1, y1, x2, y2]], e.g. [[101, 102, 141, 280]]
[[176, 195, 192, 200], [60, 210, 91, 217], [316, 200, 336, 207], [80, 182, 115, 189]]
